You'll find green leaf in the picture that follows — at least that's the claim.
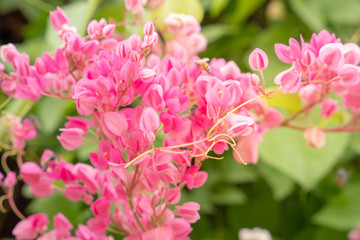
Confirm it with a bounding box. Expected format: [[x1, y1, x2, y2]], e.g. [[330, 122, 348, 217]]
[[209, 0, 229, 18], [201, 24, 238, 44], [150, 0, 204, 26], [313, 183, 360, 230], [227, 0, 267, 24], [289, 0, 326, 32], [211, 185, 247, 205], [266, 87, 303, 114], [259, 127, 350, 190], [257, 161, 295, 200], [37, 97, 74, 134], [350, 132, 360, 155], [45, 1, 89, 48], [94, 1, 125, 22]]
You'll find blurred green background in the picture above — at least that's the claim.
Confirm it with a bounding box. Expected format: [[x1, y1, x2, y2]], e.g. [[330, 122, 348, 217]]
[[1, 0, 360, 239]]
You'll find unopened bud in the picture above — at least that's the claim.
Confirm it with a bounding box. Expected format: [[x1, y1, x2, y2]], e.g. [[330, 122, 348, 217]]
[[304, 127, 326, 149]]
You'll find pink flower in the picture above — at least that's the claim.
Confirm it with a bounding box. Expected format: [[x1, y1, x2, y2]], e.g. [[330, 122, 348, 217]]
[[12, 214, 49, 240], [3, 171, 17, 188], [21, 162, 43, 184], [50, 7, 70, 31], [101, 111, 129, 139], [175, 202, 200, 223], [54, 213, 73, 238], [248, 48, 268, 71], [321, 98, 339, 118], [183, 166, 208, 190], [142, 226, 175, 240], [0, 43, 19, 63], [275, 69, 301, 94], [57, 127, 86, 151]]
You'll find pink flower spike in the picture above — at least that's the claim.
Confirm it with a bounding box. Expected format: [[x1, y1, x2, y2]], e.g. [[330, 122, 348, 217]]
[[248, 48, 268, 71], [321, 98, 339, 118], [50, 7, 70, 31]]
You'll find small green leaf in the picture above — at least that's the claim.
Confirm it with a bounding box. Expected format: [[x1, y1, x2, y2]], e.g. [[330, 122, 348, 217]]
[[313, 183, 360, 230], [259, 127, 350, 190]]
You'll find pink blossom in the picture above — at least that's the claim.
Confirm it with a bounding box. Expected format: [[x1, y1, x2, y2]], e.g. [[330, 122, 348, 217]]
[[12, 214, 49, 240], [3, 171, 17, 188], [321, 98, 339, 118], [249, 48, 269, 71], [21, 162, 44, 184], [175, 202, 200, 223], [275, 69, 301, 94], [142, 225, 175, 240], [50, 7, 70, 31]]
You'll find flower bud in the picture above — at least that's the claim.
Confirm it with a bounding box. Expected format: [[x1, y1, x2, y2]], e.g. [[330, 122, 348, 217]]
[[304, 127, 326, 149], [249, 48, 268, 71]]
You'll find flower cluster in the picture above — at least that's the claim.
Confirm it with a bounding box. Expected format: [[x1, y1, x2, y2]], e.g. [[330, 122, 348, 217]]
[[0, 4, 359, 240]]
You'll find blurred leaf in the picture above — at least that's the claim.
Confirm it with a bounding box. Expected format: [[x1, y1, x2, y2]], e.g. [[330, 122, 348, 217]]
[[325, 0, 360, 25], [313, 183, 360, 230], [259, 127, 350, 190], [94, 1, 125, 22], [37, 97, 74, 134], [313, 226, 348, 240], [45, 1, 89, 48], [220, 153, 258, 184], [150, 0, 204, 26], [266, 87, 303, 114], [86, 0, 101, 23], [209, 0, 229, 18], [350, 132, 360, 155], [201, 24, 238, 44], [257, 161, 295, 200], [27, 191, 90, 227], [227, 0, 266, 24], [211, 185, 247, 205], [289, 0, 326, 32]]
